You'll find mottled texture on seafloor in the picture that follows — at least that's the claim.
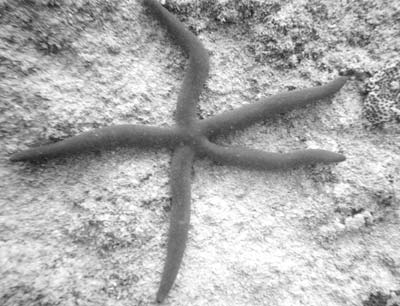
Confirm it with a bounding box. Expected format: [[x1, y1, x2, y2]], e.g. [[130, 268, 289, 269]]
[[1, 0, 399, 305]]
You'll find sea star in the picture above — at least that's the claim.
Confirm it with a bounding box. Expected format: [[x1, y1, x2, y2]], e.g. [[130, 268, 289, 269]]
[[10, 0, 348, 303]]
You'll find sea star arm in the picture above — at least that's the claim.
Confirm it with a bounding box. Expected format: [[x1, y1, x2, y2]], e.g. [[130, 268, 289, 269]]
[[199, 76, 348, 137], [200, 139, 345, 170], [144, 0, 211, 302], [156, 145, 194, 303], [9, 125, 182, 162], [144, 0, 209, 127]]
